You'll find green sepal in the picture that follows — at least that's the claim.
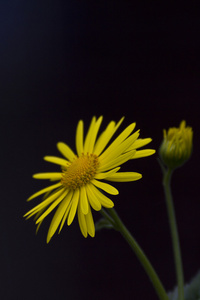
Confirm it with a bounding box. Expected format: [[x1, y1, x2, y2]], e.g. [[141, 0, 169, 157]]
[[95, 218, 114, 231], [168, 271, 200, 300]]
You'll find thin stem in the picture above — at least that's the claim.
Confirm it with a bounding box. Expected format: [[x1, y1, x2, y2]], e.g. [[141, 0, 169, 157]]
[[163, 168, 184, 300], [100, 208, 116, 228], [104, 207, 169, 300]]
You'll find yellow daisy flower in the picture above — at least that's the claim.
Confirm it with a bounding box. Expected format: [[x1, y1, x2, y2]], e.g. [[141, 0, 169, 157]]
[[24, 116, 155, 243]]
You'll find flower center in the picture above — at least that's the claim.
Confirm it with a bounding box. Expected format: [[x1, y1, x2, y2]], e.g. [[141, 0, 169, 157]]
[[61, 154, 99, 190]]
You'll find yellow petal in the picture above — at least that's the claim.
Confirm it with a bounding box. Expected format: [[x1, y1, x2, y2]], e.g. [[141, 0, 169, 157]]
[[35, 220, 43, 234], [94, 167, 120, 180], [131, 149, 156, 159], [33, 173, 62, 180], [35, 189, 69, 224], [57, 142, 76, 162], [67, 189, 79, 225], [127, 138, 152, 150], [93, 121, 116, 155], [85, 206, 95, 237], [47, 190, 73, 242], [100, 131, 139, 165], [83, 116, 96, 154], [58, 200, 73, 234], [106, 172, 142, 182], [80, 186, 88, 214], [27, 182, 62, 201], [85, 184, 101, 211], [94, 117, 124, 156], [77, 204, 87, 238], [34, 207, 46, 222], [89, 184, 114, 208], [76, 120, 84, 156], [98, 149, 136, 172], [91, 179, 119, 195], [44, 156, 68, 167], [87, 116, 103, 153], [99, 122, 136, 161], [24, 188, 64, 218]]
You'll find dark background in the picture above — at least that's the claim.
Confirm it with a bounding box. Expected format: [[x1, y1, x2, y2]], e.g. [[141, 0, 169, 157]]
[[1, 1, 200, 299]]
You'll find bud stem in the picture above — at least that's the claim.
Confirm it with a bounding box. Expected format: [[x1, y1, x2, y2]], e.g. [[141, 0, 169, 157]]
[[163, 168, 185, 300]]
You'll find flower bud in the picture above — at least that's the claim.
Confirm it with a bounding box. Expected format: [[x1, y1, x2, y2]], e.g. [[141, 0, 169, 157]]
[[159, 120, 193, 170]]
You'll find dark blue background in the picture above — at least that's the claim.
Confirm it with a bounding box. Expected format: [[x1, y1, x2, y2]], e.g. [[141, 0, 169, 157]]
[[1, 1, 200, 299]]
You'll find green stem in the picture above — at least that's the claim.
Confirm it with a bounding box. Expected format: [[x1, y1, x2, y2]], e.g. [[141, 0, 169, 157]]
[[100, 208, 116, 228], [163, 168, 184, 300], [103, 207, 169, 300]]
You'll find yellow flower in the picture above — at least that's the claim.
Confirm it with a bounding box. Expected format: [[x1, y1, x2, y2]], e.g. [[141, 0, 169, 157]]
[[24, 116, 155, 243], [159, 120, 193, 170]]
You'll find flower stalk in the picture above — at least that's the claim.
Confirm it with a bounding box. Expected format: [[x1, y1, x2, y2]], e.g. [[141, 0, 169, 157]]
[[102, 208, 169, 300], [158, 120, 192, 300], [163, 168, 185, 300]]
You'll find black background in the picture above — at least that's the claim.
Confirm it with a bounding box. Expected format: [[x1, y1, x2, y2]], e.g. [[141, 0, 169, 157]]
[[1, 1, 200, 299]]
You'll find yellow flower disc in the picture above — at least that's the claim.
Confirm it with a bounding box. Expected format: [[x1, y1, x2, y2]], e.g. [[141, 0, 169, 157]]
[[61, 154, 99, 189]]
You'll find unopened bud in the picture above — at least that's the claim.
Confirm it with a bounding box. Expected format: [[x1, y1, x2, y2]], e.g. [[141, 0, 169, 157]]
[[159, 121, 193, 170]]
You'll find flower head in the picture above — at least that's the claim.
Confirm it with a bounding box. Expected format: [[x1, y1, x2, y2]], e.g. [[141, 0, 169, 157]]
[[24, 116, 155, 242], [159, 120, 193, 170]]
